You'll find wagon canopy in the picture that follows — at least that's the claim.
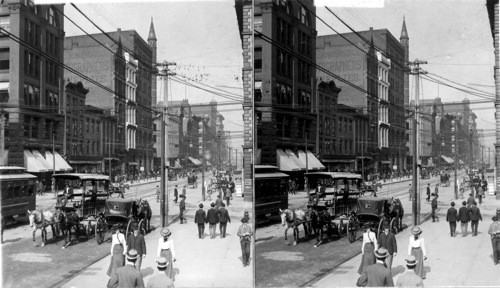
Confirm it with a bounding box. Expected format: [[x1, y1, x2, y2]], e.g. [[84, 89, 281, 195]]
[[356, 197, 387, 217], [105, 198, 136, 217]]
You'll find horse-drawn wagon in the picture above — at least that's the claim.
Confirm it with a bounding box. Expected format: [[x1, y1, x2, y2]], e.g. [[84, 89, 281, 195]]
[[347, 197, 403, 243], [440, 174, 450, 187], [94, 198, 152, 244]]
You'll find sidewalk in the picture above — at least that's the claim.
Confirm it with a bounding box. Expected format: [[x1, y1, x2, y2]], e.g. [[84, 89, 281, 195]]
[[61, 176, 253, 288], [312, 179, 500, 287]]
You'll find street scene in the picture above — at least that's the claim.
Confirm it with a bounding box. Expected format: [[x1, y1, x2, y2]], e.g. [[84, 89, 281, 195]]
[[1, 1, 253, 288], [254, 0, 499, 287]]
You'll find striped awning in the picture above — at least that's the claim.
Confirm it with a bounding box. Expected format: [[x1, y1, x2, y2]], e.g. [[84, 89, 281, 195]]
[[45, 151, 72, 172], [277, 149, 302, 171], [285, 149, 306, 170], [188, 157, 202, 166], [24, 150, 49, 173], [441, 155, 454, 164]]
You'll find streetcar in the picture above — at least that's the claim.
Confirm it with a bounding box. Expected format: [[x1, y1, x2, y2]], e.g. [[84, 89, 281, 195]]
[[255, 165, 289, 221], [0, 166, 37, 222]]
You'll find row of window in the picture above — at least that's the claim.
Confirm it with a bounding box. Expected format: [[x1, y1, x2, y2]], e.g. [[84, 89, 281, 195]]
[[275, 1, 311, 28], [1, 182, 35, 199], [23, 116, 58, 140]]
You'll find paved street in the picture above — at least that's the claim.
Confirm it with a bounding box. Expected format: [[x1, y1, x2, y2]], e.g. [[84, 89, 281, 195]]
[[1, 173, 253, 288], [312, 174, 500, 287]]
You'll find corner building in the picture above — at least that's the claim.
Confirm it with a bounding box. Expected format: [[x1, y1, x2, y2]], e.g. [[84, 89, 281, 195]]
[[254, 0, 322, 188]]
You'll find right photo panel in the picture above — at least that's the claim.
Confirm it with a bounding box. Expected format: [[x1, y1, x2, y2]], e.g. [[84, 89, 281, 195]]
[[253, 0, 499, 287]]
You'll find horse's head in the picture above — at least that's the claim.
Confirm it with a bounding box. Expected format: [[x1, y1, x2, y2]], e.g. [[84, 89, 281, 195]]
[[279, 209, 292, 226], [28, 210, 41, 227]]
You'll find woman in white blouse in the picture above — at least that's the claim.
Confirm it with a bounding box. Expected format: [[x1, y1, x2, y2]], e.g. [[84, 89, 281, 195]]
[[408, 226, 427, 279], [157, 227, 176, 280], [357, 223, 378, 274], [106, 227, 127, 277]]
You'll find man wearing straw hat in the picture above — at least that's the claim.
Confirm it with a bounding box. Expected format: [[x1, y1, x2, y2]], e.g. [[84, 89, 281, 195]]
[[237, 216, 253, 267], [146, 257, 174, 288], [107, 249, 145, 288], [488, 216, 500, 265], [395, 255, 424, 287], [356, 247, 394, 287]]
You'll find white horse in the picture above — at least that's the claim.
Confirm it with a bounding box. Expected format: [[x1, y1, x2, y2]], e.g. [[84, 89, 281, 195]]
[[280, 208, 308, 245], [28, 210, 55, 247]]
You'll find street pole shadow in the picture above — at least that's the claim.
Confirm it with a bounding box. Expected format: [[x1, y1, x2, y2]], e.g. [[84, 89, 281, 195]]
[[425, 265, 431, 277], [391, 265, 405, 277]]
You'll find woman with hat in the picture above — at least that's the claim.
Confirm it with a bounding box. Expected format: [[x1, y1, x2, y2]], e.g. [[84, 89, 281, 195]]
[[357, 223, 378, 275], [157, 227, 176, 280], [408, 226, 427, 279], [106, 227, 127, 277]]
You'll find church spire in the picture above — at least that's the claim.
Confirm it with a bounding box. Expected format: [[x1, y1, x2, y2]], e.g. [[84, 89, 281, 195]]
[[148, 17, 157, 41], [400, 16, 409, 40]]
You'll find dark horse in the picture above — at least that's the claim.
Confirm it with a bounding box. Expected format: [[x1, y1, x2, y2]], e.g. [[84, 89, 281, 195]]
[[389, 197, 404, 232], [280, 208, 309, 245], [309, 209, 333, 247], [54, 209, 80, 249], [137, 199, 152, 233]]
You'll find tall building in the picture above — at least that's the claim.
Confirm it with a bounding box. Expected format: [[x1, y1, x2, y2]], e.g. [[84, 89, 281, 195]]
[[254, 0, 321, 188], [147, 18, 157, 108], [64, 28, 155, 176], [0, 2, 72, 181]]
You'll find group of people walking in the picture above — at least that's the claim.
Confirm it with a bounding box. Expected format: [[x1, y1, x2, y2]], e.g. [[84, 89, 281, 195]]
[[446, 198, 483, 237], [357, 225, 427, 287], [106, 225, 175, 288]]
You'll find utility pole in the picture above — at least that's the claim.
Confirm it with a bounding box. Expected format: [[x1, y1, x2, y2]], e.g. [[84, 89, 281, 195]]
[[305, 132, 309, 174], [409, 59, 427, 226], [157, 60, 176, 227], [235, 150, 238, 170], [452, 118, 458, 199], [470, 129, 473, 169], [217, 130, 221, 172], [482, 145, 484, 170], [489, 147, 491, 167], [200, 118, 207, 201]]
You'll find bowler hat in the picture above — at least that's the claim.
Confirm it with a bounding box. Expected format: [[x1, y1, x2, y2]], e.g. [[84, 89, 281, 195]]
[[462, 201, 467, 206], [241, 217, 248, 223], [244, 210, 249, 215], [493, 216, 498, 221], [451, 201, 455, 207], [199, 203, 204, 208], [126, 249, 139, 260], [160, 227, 172, 237], [211, 203, 215, 207], [156, 257, 168, 268], [374, 247, 389, 258], [405, 255, 418, 267], [411, 226, 422, 235]]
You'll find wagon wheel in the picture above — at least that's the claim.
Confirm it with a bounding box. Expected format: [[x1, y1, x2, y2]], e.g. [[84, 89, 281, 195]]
[[126, 220, 133, 240], [377, 219, 384, 239], [347, 215, 358, 243], [86, 220, 92, 240], [95, 218, 106, 244], [390, 218, 399, 234], [138, 219, 146, 235]]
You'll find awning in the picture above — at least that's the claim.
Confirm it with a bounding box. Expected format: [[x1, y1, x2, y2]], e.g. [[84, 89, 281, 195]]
[[0, 82, 8, 90], [297, 150, 325, 170], [276, 149, 302, 171], [0, 149, 8, 165], [188, 156, 202, 166], [32, 150, 53, 171], [441, 155, 454, 164], [45, 151, 72, 172], [285, 149, 307, 170], [24, 150, 49, 173], [174, 160, 182, 168], [54, 151, 72, 171]]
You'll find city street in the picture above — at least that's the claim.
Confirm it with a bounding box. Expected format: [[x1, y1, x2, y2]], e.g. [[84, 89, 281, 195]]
[[2, 173, 253, 288], [254, 173, 480, 287]]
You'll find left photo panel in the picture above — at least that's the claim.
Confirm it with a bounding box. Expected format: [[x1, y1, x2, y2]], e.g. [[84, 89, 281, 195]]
[[0, 1, 254, 287]]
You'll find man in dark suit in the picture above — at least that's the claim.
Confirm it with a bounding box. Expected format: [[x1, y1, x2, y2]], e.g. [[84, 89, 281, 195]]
[[179, 195, 187, 224], [446, 201, 458, 237], [206, 203, 219, 239], [194, 203, 206, 239], [378, 224, 397, 271], [458, 201, 470, 237], [426, 183, 431, 202], [431, 194, 439, 222], [127, 223, 147, 270], [467, 193, 475, 208], [469, 201, 482, 236], [173, 185, 178, 203], [215, 194, 223, 210], [107, 249, 145, 288], [218, 203, 231, 238], [356, 248, 394, 287]]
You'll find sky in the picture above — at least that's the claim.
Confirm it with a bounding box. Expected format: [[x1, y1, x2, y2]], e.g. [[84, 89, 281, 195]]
[[60, 1, 245, 152], [316, 0, 496, 151]]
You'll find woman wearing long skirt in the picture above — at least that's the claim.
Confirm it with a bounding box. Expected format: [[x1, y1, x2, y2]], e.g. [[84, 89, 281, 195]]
[[408, 226, 427, 279], [358, 224, 378, 274], [157, 228, 176, 280], [107, 228, 127, 277]]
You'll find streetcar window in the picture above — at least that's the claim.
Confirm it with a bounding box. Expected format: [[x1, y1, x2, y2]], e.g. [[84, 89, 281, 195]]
[[7, 186, 14, 198], [27, 185, 35, 196], [13, 185, 21, 196]]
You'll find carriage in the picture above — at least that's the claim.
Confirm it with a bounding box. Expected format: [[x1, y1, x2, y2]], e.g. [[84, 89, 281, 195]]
[[94, 198, 152, 244], [53, 173, 114, 243], [347, 197, 403, 243]]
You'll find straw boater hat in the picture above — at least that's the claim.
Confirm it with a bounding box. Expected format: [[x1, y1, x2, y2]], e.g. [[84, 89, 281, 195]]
[[126, 249, 139, 260], [160, 227, 172, 237], [405, 255, 418, 267], [411, 226, 422, 235], [156, 257, 168, 268], [374, 247, 389, 259]]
